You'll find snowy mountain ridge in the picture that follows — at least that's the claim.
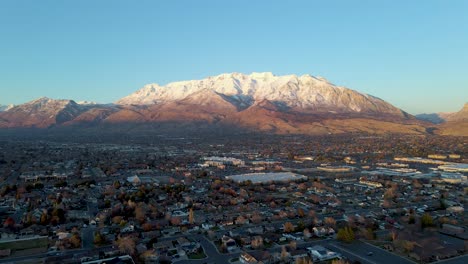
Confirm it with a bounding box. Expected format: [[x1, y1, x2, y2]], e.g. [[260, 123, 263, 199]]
[[116, 72, 403, 115], [0, 104, 14, 112]]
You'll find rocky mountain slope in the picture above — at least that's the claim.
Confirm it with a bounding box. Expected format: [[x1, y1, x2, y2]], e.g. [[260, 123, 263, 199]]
[[0, 72, 460, 135], [0, 104, 14, 112], [117, 72, 406, 117], [435, 103, 468, 136]]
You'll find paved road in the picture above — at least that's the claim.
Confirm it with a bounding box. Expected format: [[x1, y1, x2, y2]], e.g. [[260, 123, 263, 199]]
[[175, 234, 239, 264], [329, 240, 416, 264], [81, 226, 96, 249], [0, 246, 114, 264]]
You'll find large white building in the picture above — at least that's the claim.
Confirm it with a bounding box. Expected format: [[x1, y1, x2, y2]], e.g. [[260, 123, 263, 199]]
[[307, 245, 341, 262], [438, 163, 468, 173], [203, 156, 245, 166], [226, 172, 307, 183], [440, 172, 467, 184]]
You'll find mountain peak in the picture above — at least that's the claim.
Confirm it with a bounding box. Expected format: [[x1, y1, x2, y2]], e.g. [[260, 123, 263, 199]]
[[0, 104, 14, 112], [116, 72, 404, 117], [31, 96, 52, 103]]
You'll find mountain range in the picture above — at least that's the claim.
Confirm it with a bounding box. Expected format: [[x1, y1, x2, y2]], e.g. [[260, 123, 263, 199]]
[[416, 103, 468, 123], [0, 72, 466, 136]]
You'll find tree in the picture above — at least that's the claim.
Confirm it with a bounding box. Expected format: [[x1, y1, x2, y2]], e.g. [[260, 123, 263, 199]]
[[402, 240, 415, 253], [296, 221, 305, 232], [337, 227, 355, 243], [51, 208, 66, 224], [421, 213, 433, 228], [115, 236, 136, 256], [3, 217, 15, 229], [408, 214, 415, 224], [113, 180, 121, 189], [142, 222, 153, 232], [280, 245, 289, 262], [331, 259, 350, 264], [295, 257, 313, 264], [284, 222, 294, 233], [94, 232, 106, 246], [251, 236, 264, 249], [189, 208, 194, 225], [363, 228, 376, 240], [40, 210, 49, 225], [135, 206, 146, 224], [251, 212, 262, 224], [170, 216, 181, 226], [70, 233, 81, 248], [289, 240, 297, 250], [439, 199, 448, 210], [297, 208, 305, 218], [324, 217, 336, 228]]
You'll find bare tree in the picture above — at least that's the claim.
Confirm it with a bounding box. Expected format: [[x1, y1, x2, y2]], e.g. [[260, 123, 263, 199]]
[[115, 236, 136, 256]]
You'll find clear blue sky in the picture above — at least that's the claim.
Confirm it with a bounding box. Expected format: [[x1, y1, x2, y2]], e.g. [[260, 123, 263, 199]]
[[0, 0, 467, 114]]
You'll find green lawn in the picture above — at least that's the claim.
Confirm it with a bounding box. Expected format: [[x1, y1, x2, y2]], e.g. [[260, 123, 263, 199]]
[[0, 236, 48, 251]]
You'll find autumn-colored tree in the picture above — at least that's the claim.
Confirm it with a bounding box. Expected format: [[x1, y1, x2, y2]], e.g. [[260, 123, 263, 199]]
[[324, 217, 336, 228], [3, 217, 15, 229], [421, 213, 434, 228], [24, 212, 36, 226], [113, 180, 121, 189], [94, 232, 106, 246], [308, 209, 316, 218], [135, 206, 146, 224], [51, 208, 66, 224], [383, 187, 396, 200], [115, 236, 136, 256], [280, 245, 289, 262], [142, 223, 153, 232], [251, 236, 264, 249], [289, 240, 297, 250], [112, 216, 123, 225], [284, 222, 294, 233], [337, 227, 355, 243], [251, 212, 262, 224], [402, 240, 415, 253], [189, 208, 194, 225], [295, 257, 313, 264], [40, 210, 49, 225], [236, 215, 247, 225], [331, 259, 350, 264], [363, 228, 376, 240], [170, 216, 181, 226], [69, 233, 81, 248], [297, 208, 305, 218]]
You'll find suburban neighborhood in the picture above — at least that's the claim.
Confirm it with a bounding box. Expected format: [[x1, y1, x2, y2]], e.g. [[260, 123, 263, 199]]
[[0, 134, 466, 264]]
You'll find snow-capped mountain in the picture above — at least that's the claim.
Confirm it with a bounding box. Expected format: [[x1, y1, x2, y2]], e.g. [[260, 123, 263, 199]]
[[77, 101, 98, 105], [0, 104, 14, 112], [0, 73, 449, 135], [116, 72, 405, 116], [0, 97, 85, 128]]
